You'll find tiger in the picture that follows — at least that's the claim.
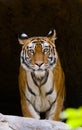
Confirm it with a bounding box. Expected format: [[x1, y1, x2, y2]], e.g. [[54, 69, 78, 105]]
[[18, 29, 65, 120]]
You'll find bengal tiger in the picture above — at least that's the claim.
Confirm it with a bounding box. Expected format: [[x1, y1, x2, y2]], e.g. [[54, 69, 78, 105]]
[[18, 29, 65, 120]]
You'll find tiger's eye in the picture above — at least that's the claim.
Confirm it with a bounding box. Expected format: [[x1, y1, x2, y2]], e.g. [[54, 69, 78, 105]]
[[43, 48, 49, 54], [28, 49, 34, 54]]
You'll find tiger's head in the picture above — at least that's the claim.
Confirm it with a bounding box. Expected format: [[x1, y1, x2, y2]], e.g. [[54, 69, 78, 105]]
[[18, 29, 58, 73]]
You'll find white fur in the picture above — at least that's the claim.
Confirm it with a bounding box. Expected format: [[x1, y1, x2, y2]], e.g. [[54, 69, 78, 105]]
[[42, 41, 49, 48], [28, 41, 35, 48], [21, 33, 28, 37], [28, 102, 40, 119], [25, 70, 57, 119]]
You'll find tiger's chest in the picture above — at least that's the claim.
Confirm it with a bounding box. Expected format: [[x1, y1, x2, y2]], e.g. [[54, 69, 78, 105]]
[[25, 70, 57, 119]]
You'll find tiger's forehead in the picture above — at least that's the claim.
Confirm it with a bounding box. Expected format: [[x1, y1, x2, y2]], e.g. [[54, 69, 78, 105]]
[[28, 40, 49, 48], [26, 37, 54, 48]]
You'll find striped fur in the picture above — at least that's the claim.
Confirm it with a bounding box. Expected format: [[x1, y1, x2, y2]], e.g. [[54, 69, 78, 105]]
[[18, 30, 65, 120]]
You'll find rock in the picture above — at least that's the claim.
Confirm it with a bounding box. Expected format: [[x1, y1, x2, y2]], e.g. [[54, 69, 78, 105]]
[[0, 113, 69, 130]]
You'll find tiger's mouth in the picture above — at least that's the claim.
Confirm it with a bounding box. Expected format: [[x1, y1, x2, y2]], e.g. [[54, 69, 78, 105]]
[[31, 63, 49, 71]]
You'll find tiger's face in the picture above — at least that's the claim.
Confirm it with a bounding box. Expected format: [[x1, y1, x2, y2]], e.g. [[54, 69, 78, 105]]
[[18, 30, 58, 72]]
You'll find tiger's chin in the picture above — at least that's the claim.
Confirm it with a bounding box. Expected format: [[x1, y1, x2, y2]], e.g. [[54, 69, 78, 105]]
[[31, 70, 49, 87], [34, 70, 46, 78]]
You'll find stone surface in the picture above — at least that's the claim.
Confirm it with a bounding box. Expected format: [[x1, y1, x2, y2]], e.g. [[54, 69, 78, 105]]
[[0, 113, 69, 130]]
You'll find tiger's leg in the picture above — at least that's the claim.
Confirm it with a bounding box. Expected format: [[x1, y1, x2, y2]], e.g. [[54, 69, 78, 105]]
[[21, 97, 34, 117], [19, 67, 33, 117], [52, 98, 63, 120]]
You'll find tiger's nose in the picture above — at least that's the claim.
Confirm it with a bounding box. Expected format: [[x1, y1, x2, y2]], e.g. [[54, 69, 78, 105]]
[[35, 61, 43, 67]]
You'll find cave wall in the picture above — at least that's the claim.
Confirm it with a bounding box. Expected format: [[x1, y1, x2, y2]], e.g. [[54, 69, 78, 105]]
[[0, 0, 82, 115]]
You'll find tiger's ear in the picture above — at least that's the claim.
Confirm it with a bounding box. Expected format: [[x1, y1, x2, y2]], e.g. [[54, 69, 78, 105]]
[[47, 29, 57, 43], [18, 32, 28, 45]]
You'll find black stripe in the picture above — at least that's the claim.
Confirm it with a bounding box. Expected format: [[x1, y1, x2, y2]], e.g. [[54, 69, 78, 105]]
[[45, 98, 57, 113], [50, 57, 56, 66], [31, 71, 49, 87], [27, 83, 36, 96], [46, 87, 54, 96], [31, 72, 39, 87], [22, 90, 35, 107], [21, 51, 31, 69], [22, 56, 30, 68]]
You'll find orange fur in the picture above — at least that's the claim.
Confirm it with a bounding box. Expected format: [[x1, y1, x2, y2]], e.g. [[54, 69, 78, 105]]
[[52, 58, 65, 120]]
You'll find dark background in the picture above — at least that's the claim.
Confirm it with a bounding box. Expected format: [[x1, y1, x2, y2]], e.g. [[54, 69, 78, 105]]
[[0, 0, 82, 116]]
